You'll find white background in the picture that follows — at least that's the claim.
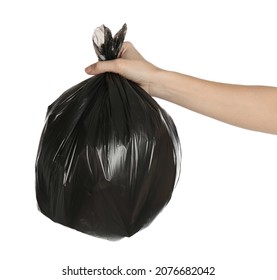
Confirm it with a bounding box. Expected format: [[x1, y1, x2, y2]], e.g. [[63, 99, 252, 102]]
[[1, 0, 277, 279]]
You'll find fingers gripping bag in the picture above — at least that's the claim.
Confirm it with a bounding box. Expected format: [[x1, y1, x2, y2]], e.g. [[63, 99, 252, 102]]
[[35, 24, 181, 240]]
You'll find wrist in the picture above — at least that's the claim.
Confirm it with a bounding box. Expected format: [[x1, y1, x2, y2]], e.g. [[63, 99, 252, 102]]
[[149, 68, 168, 98]]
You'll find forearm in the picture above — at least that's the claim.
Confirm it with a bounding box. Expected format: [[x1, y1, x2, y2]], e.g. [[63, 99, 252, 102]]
[[151, 70, 277, 134]]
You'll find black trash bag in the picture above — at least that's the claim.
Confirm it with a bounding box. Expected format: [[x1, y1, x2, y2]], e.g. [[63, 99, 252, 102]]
[[35, 24, 181, 240]]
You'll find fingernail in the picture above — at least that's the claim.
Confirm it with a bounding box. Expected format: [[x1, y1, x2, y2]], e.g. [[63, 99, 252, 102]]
[[85, 66, 91, 73]]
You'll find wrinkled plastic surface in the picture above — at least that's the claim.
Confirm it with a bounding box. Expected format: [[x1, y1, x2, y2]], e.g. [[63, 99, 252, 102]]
[[35, 24, 181, 240]]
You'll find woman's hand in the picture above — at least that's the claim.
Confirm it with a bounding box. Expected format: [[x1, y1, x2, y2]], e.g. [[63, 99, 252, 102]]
[[85, 42, 161, 95]]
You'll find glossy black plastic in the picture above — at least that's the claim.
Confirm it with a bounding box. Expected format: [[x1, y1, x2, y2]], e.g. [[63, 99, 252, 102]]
[[35, 24, 181, 240]]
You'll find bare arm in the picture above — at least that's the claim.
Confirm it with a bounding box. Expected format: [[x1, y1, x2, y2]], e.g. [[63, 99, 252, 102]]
[[154, 71, 277, 134], [85, 42, 277, 135]]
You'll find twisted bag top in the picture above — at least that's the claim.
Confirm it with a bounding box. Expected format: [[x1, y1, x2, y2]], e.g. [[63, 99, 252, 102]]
[[35, 24, 181, 240]]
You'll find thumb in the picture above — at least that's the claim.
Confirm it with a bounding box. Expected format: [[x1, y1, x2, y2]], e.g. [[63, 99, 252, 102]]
[[85, 60, 119, 75]]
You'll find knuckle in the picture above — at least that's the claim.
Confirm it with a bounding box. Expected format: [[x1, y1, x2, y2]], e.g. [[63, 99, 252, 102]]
[[114, 59, 122, 73], [96, 62, 105, 73], [124, 41, 133, 48]]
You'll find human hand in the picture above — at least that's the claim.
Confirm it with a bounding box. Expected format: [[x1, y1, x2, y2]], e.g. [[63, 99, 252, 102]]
[[85, 42, 161, 95]]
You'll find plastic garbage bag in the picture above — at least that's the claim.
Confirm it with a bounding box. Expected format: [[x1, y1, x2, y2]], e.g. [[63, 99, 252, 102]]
[[35, 24, 181, 240]]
